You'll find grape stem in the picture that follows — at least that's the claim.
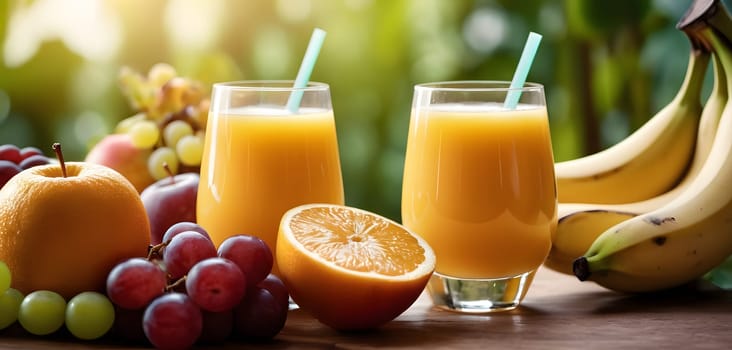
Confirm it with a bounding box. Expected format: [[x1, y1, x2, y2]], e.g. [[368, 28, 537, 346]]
[[52, 142, 67, 178], [166, 275, 186, 292], [146, 242, 167, 260]]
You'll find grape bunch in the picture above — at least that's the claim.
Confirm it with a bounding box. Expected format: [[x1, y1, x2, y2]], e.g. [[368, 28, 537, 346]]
[[0, 260, 116, 340], [115, 64, 210, 181], [106, 222, 289, 349], [0, 144, 50, 188]]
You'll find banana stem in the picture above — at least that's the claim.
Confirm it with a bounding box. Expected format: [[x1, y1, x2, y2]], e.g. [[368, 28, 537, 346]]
[[679, 0, 732, 50]]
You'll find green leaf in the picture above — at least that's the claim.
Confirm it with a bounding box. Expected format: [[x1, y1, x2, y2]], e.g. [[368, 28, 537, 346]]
[[704, 255, 732, 289]]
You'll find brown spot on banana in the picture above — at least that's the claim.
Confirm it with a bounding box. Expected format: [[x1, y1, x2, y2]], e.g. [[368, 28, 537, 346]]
[[652, 236, 667, 246], [645, 216, 676, 225]]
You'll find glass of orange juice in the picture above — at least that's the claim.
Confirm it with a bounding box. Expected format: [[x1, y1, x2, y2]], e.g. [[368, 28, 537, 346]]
[[401, 81, 557, 313], [197, 81, 345, 273]]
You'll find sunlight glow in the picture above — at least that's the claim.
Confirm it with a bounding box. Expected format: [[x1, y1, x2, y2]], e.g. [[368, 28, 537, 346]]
[[463, 7, 507, 54], [165, 0, 225, 50], [276, 0, 312, 22], [4, 0, 121, 67]]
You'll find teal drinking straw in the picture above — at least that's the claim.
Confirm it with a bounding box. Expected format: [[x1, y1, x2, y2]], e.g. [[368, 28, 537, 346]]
[[287, 28, 327, 113], [504, 32, 542, 110]]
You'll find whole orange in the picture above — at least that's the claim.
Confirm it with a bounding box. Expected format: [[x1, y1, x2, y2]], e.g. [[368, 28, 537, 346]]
[[0, 161, 151, 299]]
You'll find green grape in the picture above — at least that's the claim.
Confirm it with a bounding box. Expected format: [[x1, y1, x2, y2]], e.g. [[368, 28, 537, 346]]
[[128, 120, 160, 149], [18, 290, 66, 335], [65, 291, 115, 340], [148, 147, 179, 180], [0, 288, 23, 330], [0, 260, 10, 294], [148, 63, 177, 88], [115, 112, 147, 134], [163, 120, 194, 147], [176, 135, 204, 166]]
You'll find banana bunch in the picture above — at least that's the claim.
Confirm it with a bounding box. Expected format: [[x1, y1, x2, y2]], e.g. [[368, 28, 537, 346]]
[[545, 42, 724, 276], [571, 27, 732, 292], [546, 0, 732, 292]]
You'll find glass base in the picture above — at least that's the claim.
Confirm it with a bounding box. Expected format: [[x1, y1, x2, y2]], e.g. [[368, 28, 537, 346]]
[[427, 270, 535, 313]]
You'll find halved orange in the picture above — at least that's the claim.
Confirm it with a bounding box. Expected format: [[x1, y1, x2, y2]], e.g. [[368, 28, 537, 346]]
[[276, 203, 435, 331]]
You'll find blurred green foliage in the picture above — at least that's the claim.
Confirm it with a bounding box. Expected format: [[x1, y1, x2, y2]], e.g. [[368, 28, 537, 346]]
[[0, 0, 719, 221]]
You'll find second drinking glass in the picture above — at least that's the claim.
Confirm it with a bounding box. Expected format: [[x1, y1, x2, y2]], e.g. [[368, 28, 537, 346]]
[[197, 81, 345, 273], [401, 81, 557, 313]]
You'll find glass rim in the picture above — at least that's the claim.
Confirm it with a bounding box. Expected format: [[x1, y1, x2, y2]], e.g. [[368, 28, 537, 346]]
[[415, 80, 543, 92], [212, 80, 330, 92]]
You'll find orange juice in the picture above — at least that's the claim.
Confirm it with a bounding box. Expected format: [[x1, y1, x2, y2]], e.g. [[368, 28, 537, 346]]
[[197, 106, 344, 270], [401, 103, 556, 279]]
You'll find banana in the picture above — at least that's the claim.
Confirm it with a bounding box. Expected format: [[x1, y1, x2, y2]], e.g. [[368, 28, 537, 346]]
[[545, 207, 635, 275], [555, 47, 708, 204], [545, 42, 727, 276], [572, 28, 732, 293]]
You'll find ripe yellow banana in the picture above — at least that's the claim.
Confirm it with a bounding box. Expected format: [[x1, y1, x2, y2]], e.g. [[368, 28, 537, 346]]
[[572, 28, 732, 293], [555, 48, 708, 204], [545, 207, 635, 275], [545, 44, 726, 276]]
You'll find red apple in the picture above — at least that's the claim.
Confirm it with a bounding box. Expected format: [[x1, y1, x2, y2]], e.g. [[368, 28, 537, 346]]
[[140, 171, 199, 245], [85, 134, 155, 193]]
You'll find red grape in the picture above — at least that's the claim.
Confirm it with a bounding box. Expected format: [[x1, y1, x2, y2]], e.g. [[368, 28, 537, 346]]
[[218, 234, 273, 286], [143, 293, 202, 350], [163, 231, 217, 280], [0, 144, 21, 164], [186, 257, 246, 312], [258, 274, 289, 310], [106, 258, 167, 310], [0, 160, 21, 188], [162, 222, 210, 244], [18, 146, 44, 160], [199, 310, 233, 344], [233, 287, 287, 340], [18, 154, 50, 170]]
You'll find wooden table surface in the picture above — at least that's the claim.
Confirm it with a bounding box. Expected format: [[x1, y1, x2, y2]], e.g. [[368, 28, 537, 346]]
[[3, 267, 732, 349]]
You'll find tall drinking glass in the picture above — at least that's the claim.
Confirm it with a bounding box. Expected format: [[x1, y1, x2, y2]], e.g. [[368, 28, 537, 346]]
[[197, 81, 345, 273], [401, 81, 557, 313]]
